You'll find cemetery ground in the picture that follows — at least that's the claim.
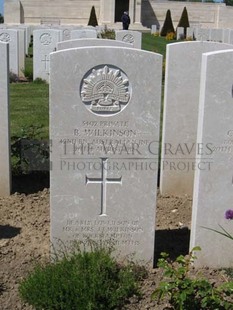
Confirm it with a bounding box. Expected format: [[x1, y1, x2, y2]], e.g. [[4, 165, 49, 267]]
[[0, 34, 233, 309], [1, 188, 232, 309]]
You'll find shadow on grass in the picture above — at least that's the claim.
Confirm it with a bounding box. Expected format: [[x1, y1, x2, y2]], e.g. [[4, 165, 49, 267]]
[[154, 228, 190, 266], [12, 172, 49, 194]]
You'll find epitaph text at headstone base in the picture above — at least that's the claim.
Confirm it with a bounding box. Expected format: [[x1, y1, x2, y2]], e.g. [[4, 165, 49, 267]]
[[0, 42, 11, 195], [50, 46, 162, 263], [57, 38, 133, 51], [160, 41, 233, 196], [190, 49, 233, 268], [115, 31, 142, 49], [33, 29, 62, 83]]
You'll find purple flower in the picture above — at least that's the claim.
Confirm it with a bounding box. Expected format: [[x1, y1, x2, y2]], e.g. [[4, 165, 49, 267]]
[[225, 209, 233, 220]]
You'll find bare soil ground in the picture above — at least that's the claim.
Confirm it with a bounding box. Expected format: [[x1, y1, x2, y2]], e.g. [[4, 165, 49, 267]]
[[0, 174, 231, 309]]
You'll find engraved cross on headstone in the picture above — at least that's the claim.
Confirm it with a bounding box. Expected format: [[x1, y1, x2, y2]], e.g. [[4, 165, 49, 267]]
[[41, 55, 50, 71], [85, 158, 122, 216]]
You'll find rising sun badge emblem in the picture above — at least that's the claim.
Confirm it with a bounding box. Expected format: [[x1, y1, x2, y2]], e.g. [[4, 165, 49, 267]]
[[80, 65, 131, 116]]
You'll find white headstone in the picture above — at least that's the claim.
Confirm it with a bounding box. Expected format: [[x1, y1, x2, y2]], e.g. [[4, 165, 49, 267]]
[[33, 29, 62, 82], [228, 30, 233, 45], [0, 42, 11, 196], [70, 29, 97, 39], [176, 27, 184, 40], [115, 31, 142, 49], [190, 49, 233, 268], [186, 27, 196, 40], [210, 28, 223, 42], [0, 29, 21, 76], [18, 25, 31, 55], [223, 29, 230, 44], [151, 25, 158, 35], [160, 41, 233, 196], [57, 38, 133, 51], [17, 28, 25, 77], [50, 46, 162, 263], [196, 28, 210, 41]]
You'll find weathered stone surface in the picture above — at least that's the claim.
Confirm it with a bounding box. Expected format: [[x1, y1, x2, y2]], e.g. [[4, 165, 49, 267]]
[[190, 49, 233, 268], [0, 42, 11, 196], [57, 38, 133, 50], [33, 29, 61, 82], [50, 46, 162, 263], [115, 30, 142, 49], [0, 29, 22, 76], [160, 41, 233, 196], [70, 29, 97, 39]]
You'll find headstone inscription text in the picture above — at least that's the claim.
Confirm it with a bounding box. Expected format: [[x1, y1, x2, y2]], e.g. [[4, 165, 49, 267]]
[[50, 46, 162, 262]]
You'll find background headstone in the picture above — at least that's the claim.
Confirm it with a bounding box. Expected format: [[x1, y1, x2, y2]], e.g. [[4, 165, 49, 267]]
[[176, 27, 184, 40], [160, 41, 233, 196], [210, 28, 223, 42], [151, 25, 158, 35], [196, 28, 210, 41], [223, 28, 230, 44], [70, 29, 97, 39], [0, 29, 21, 76], [115, 31, 142, 49], [57, 38, 133, 50], [33, 29, 62, 82], [190, 49, 233, 268], [50, 46, 162, 263], [0, 42, 11, 196]]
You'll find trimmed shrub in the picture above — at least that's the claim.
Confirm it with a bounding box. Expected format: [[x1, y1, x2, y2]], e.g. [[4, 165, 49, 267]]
[[0, 13, 4, 23], [177, 7, 190, 38], [88, 6, 98, 27], [160, 10, 175, 37], [19, 243, 146, 310]]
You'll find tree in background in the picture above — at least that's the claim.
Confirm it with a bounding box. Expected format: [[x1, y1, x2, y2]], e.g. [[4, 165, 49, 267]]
[[160, 10, 175, 37], [88, 6, 98, 27], [0, 14, 4, 24], [225, 0, 233, 5], [177, 7, 190, 38]]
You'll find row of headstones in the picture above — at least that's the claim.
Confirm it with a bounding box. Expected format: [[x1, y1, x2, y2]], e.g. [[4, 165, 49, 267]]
[[0, 25, 142, 82], [33, 28, 142, 82], [49, 40, 233, 268], [182, 27, 233, 44], [151, 24, 233, 44], [1, 38, 233, 268]]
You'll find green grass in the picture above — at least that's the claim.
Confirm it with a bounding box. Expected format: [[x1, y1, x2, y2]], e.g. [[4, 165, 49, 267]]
[[9, 35, 172, 143], [142, 33, 176, 56], [10, 82, 49, 140]]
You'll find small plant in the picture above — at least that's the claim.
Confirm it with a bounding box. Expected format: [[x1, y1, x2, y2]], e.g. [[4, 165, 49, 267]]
[[33, 77, 47, 84], [11, 125, 49, 175], [9, 71, 19, 83], [165, 32, 176, 41], [100, 25, 115, 40], [22, 68, 33, 81], [185, 36, 193, 41], [202, 209, 233, 242], [152, 247, 233, 310], [19, 241, 145, 310]]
